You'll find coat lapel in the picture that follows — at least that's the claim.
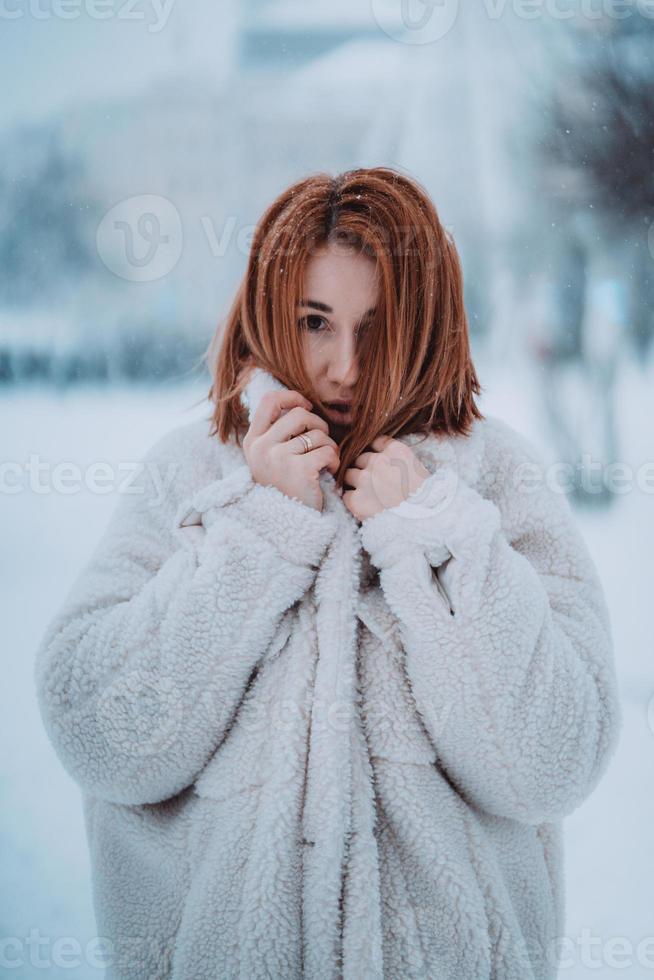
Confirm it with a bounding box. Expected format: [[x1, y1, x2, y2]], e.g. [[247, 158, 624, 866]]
[[239, 369, 386, 977], [224, 368, 485, 977]]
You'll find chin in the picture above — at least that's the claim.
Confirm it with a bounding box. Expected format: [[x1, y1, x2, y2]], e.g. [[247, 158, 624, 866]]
[[316, 407, 352, 443], [329, 421, 352, 442]]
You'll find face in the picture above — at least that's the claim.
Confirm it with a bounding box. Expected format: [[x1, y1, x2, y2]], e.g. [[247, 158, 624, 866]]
[[298, 240, 379, 442]]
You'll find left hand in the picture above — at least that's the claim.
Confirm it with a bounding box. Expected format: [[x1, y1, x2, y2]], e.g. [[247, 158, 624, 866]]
[[342, 435, 431, 522]]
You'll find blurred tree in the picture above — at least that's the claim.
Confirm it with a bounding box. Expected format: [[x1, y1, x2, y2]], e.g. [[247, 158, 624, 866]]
[[0, 130, 99, 306], [540, 11, 654, 357]]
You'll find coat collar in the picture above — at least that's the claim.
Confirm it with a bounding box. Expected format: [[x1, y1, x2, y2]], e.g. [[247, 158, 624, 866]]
[[239, 365, 486, 507], [237, 367, 487, 597], [178, 366, 486, 586]]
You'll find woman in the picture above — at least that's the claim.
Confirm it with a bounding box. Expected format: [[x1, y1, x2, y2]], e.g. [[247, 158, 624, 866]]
[[34, 166, 622, 979]]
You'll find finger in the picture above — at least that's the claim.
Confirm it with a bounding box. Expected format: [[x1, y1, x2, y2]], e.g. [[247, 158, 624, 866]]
[[249, 390, 313, 439], [305, 444, 339, 475], [343, 467, 363, 489], [287, 428, 339, 456], [341, 489, 360, 520], [370, 434, 393, 451], [353, 451, 375, 469], [267, 405, 331, 445]]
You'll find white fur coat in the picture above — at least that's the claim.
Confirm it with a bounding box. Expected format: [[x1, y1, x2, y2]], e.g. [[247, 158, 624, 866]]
[[34, 368, 622, 979]]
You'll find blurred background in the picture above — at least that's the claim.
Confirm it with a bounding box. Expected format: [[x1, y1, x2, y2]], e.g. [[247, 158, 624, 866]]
[[2, 1, 652, 976]]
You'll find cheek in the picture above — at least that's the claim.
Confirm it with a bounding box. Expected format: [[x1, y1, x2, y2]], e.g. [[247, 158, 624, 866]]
[[301, 337, 327, 379]]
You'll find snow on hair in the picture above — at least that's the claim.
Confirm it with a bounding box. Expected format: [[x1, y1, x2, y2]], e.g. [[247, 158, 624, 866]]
[[203, 165, 485, 490]]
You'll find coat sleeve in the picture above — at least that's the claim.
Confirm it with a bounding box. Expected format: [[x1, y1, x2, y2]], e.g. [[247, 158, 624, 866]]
[[34, 429, 338, 806], [358, 419, 623, 825]]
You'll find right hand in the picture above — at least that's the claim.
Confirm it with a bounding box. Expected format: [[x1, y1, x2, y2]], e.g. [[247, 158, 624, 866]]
[[242, 390, 340, 512]]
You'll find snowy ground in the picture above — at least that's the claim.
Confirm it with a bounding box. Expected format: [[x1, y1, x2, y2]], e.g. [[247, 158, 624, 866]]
[[2, 357, 652, 978]]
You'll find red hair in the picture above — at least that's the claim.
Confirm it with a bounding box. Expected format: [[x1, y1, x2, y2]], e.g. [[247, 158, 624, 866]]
[[203, 166, 485, 489]]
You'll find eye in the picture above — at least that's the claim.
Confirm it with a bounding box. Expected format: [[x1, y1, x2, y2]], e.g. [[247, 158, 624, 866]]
[[299, 315, 328, 332]]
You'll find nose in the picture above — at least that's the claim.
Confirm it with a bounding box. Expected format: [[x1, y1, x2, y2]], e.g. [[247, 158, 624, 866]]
[[327, 330, 359, 390]]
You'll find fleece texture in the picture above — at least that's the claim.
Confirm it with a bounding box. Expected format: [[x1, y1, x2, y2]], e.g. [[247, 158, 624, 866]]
[[34, 368, 622, 979]]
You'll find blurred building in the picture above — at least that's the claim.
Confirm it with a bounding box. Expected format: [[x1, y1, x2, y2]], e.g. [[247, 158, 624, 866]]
[[2, 1, 633, 389], [238, 0, 382, 70]]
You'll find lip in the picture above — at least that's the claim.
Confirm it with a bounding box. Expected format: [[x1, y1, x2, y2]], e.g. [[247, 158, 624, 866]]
[[325, 402, 353, 423]]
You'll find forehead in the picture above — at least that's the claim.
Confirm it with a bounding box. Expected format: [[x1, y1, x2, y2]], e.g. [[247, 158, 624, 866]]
[[300, 244, 379, 314]]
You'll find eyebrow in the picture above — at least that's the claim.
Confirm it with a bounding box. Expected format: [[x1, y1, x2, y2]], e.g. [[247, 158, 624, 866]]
[[298, 298, 376, 318]]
